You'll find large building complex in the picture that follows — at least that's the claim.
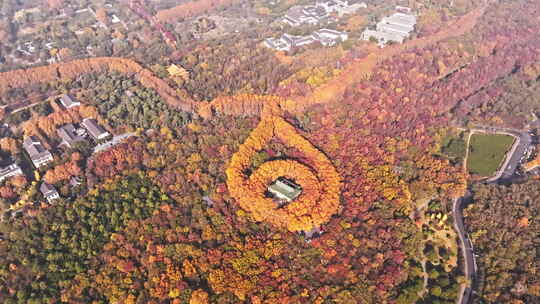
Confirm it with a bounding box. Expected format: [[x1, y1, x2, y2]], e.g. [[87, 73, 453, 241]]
[[266, 0, 363, 51], [362, 10, 417, 46], [283, 0, 366, 26], [265, 28, 348, 52]]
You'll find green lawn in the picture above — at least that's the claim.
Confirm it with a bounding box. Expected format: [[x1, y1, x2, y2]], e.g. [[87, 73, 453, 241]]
[[467, 133, 515, 177]]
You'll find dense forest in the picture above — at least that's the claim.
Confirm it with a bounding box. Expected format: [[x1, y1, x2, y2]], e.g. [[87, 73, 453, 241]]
[[465, 181, 540, 303], [1, 0, 540, 303], [78, 72, 191, 130]]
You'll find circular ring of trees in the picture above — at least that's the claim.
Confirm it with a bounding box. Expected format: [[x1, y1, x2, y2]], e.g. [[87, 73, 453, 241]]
[[226, 114, 341, 232]]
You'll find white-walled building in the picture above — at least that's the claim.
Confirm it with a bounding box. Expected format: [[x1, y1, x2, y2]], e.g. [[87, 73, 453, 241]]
[[81, 118, 110, 141], [40, 183, 60, 203], [283, 0, 366, 26], [264, 29, 348, 51], [362, 11, 416, 46], [312, 28, 349, 46], [23, 136, 53, 168], [0, 164, 23, 183], [377, 22, 412, 36]]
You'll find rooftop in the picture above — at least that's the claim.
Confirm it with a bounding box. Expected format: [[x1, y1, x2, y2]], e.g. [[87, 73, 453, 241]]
[[23, 136, 47, 158], [58, 124, 85, 147], [268, 178, 302, 202], [377, 22, 413, 35], [59, 94, 80, 108], [82, 118, 109, 140], [0, 164, 22, 181], [40, 182, 56, 195]]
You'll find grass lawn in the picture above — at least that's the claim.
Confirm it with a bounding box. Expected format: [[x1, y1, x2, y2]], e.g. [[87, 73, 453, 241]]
[[467, 133, 515, 177]]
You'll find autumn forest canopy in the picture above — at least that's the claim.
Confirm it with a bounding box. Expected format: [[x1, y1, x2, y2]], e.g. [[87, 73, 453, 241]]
[[0, 0, 540, 303]]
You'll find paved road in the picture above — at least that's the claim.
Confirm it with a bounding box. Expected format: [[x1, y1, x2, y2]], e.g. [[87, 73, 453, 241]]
[[499, 131, 532, 180], [453, 192, 475, 304], [454, 125, 533, 304]]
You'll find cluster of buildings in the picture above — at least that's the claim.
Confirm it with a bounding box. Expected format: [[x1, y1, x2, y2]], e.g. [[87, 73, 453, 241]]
[[282, 0, 367, 26], [57, 119, 110, 149], [362, 9, 417, 46], [265, 28, 349, 52], [0, 94, 112, 205], [264, 0, 367, 52]]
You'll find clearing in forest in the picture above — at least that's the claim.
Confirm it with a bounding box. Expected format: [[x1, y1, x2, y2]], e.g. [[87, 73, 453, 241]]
[[467, 133, 515, 176]]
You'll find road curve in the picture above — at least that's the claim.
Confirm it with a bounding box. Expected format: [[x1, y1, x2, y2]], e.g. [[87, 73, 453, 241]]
[[453, 193, 475, 304], [454, 125, 532, 304]]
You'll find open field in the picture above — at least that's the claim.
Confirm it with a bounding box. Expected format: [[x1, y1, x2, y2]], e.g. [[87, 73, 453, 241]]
[[467, 133, 515, 176]]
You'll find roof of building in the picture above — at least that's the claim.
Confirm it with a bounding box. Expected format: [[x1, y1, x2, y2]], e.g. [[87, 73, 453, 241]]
[[285, 8, 306, 20], [23, 136, 48, 158], [294, 35, 316, 45], [395, 6, 412, 13], [303, 5, 327, 18], [0, 164, 21, 177], [265, 37, 292, 51], [382, 14, 416, 28], [268, 178, 302, 202], [59, 94, 80, 108], [281, 34, 295, 46], [70, 176, 82, 187], [378, 22, 413, 35], [316, 28, 347, 39], [303, 226, 322, 239], [82, 118, 109, 139], [40, 182, 57, 195], [58, 124, 85, 146], [264, 38, 278, 49], [393, 12, 416, 23], [283, 15, 301, 25], [523, 156, 540, 171]]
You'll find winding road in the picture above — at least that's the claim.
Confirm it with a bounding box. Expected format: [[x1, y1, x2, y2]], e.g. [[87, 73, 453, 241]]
[[453, 125, 533, 304], [453, 192, 475, 304]]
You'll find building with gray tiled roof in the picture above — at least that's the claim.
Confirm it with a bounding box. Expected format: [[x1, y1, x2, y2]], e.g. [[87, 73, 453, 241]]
[[268, 177, 302, 203], [58, 94, 80, 109], [23, 136, 53, 168], [81, 118, 110, 141], [0, 163, 23, 183], [40, 182, 60, 203], [57, 124, 86, 148]]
